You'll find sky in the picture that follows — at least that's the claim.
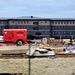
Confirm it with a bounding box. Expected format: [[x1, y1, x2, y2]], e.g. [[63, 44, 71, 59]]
[[0, 0, 75, 18]]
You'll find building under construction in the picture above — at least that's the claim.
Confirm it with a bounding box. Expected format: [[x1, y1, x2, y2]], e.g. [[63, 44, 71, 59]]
[[0, 16, 75, 39]]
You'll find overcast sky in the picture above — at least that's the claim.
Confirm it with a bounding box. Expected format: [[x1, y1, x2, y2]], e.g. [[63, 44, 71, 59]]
[[0, 0, 75, 18]]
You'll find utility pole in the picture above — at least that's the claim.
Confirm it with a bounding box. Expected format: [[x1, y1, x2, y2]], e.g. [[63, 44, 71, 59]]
[[28, 41, 31, 75]]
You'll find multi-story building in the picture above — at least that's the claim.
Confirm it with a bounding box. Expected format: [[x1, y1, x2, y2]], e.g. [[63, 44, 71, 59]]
[[0, 16, 75, 39]]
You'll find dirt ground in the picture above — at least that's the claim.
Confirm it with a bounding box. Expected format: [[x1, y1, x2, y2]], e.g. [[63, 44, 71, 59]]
[[0, 43, 75, 75], [31, 58, 75, 75], [0, 58, 75, 75]]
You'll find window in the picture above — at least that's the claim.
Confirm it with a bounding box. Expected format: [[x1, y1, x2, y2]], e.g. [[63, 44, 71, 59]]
[[61, 21, 63, 24], [3, 21, 5, 24], [33, 22, 36, 24], [70, 22, 71, 24], [0, 21, 2, 24], [33, 22, 39, 25], [55, 32, 57, 34], [21, 21, 23, 24], [27, 21, 29, 24], [67, 22, 68, 24], [36, 22, 38, 25], [25, 26, 27, 28], [39, 27, 42, 29], [58, 21, 60, 24], [44, 31, 48, 34], [18, 21, 20, 24], [58, 26, 61, 29], [52, 21, 54, 24], [55, 26, 58, 29], [58, 32, 60, 35], [73, 22, 74, 24], [12, 21, 14, 23], [0, 27, 1, 29], [52, 26, 54, 30], [45, 21, 47, 23], [40, 21, 42, 24], [54, 21, 57, 24], [52, 32, 54, 35], [24, 21, 26, 24], [33, 27, 39, 30], [35, 32, 41, 35], [0, 21, 5, 24], [64, 21, 66, 24], [60, 31, 63, 35], [63, 32, 66, 34], [69, 31, 72, 34]]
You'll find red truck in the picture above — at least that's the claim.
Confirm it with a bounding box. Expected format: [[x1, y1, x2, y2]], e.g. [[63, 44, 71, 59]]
[[1, 29, 28, 45]]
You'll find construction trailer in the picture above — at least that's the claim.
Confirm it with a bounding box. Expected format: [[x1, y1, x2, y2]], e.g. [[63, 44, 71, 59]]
[[0, 29, 28, 46]]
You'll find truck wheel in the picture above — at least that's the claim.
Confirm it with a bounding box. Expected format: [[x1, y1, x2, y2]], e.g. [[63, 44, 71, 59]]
[[17, 40, 23, 46]]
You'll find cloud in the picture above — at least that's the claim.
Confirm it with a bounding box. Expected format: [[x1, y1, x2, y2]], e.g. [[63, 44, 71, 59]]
[[0, 0, 75, 18]]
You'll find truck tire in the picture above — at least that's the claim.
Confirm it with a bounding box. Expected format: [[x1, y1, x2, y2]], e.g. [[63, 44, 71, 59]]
[[17, 40, 23, 46]]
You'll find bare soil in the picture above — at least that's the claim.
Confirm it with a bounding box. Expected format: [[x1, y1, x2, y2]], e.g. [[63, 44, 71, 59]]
[[0, 44, 74, 75], [0, 58, 75, 75]]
